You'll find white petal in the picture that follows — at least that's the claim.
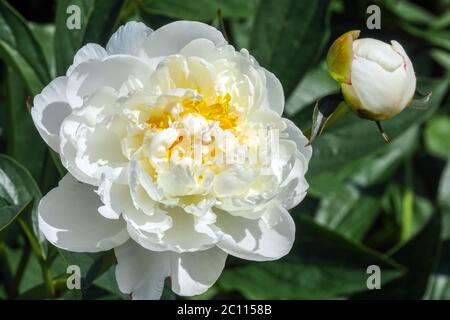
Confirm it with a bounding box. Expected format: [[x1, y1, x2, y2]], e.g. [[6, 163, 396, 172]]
[[59, 113, 128, 185], [170, 247, 227, 296], [264, 69, 284, 115], [31, 77, 72, 152], [67, 55, 153, 108], [107, 21, 153, 56], [58, 87, 129, 185], [142, 21, 226, 59], [179, 38, 219, 60], [213, 169, 252, 197], [124, 207, 172, 235], [38, 174, 129, 252], [97, 171, 134, 219], [283, 118, 312, 165], [217, 203, 295, 261], [114, 240, 227, 299], [391, 40, 416, 108], [67, 43, 107, 75], [277, 151, 309, 210], [353, 38, 403, 71], [114, 240, 170, 300], [351, 57, 409, 117], [126, 205, 218, 253]]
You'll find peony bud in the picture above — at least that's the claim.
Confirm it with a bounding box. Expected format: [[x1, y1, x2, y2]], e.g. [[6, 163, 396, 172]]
[[327, 31, 416, 121]]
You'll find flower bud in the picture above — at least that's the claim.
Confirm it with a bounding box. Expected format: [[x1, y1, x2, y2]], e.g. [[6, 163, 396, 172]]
[[327, 31, 416, 120]]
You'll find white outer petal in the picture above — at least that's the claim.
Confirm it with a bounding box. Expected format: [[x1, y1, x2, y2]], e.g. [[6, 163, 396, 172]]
[[114, 240, 227, 299], [66, 55, 153, 108], [107, 21, 153, 56], [353, 38, 403, 71], [125, 206, 218, 253], [142, 21, 226, 60], [283, 118, 312, 165], [264, 69, 284, 115], [59, 113, 128, 186], [351, 57, 408, 117], [114, 240, 170, 300], [31, 77, 72, 152], [38, 174, 129, 252], [350, 39, 416, 118], [216, 203, 295, 261], [97, 171, 134, 219], [277, 151, 309, 210], [391, 40, 416, 108], [67, 43, 107, 75], [170, 247, 227, 296]]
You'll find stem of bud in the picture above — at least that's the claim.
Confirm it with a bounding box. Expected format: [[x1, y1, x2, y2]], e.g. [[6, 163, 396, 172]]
[[375, 121, 390, 143]]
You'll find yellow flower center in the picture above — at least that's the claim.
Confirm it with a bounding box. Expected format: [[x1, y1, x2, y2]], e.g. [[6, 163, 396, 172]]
[[146, 94, 238, 131], [180, 93, 238, 130]]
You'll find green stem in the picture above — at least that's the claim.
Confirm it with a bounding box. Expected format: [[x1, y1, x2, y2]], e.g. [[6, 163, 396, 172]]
[[0, 238, 15, 298], [216, 9, 229, 42], [17, 217, 54, 296], [38, 148, 49, 189], [401, 159, 414, 242], [375, 121, 390, 143], [12, 240, 31, 297]]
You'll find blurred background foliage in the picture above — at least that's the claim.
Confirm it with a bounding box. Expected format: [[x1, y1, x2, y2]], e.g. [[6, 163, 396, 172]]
[[0, 0, 449, 300]]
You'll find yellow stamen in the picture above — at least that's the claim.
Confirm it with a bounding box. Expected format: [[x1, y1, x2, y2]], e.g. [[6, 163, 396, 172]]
[[147, 112, 173, 130], [181, 94, 238, 130]]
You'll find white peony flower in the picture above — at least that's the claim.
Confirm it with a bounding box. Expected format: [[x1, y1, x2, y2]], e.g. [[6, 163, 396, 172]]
[[327, 31, 416, 120], [31, 21, 311, 299]]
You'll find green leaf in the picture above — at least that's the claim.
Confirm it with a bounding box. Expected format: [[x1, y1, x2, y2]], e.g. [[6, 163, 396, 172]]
[[424, 115, 450, 159], [438, 162, 450, 209], [384, 0, 435, 25], [219, 216, 404, 299], [0, 38, 44, 95], [4, 66, 47, 180], [430, 49, 450, 72], [410, 90, 432, 109], [431, 7, 450, 29], [58, 249, 116, 294], [54, 0, 123, 75], [249, 0, 331, 97], [0, 154, 46, 258], [29, 23, 56, 79], [0, 0, 50, 83], [430, 9, 450, 30], [424, 166, 450, 299], [307, 96, 348, 145], [285, 61, 340, 116], [403, 24, 450, 51], [314, 184, 381, 241], [425, 273, 450, 300], [345, 127, 419, 188], [138, 0, 258, 21], [54, 0, 92, 75], [0, 154, 41, 232], [82, 0, 124, 44], [355, 211, 441, 299], [307, 126, 417, 243], [93, 265, 126, 299], [0, 202, 30, 233]]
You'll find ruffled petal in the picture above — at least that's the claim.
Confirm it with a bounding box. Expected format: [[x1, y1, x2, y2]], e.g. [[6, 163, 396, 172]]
[[142, 21, 226, 60], [217, 203, 295, 261], [114, 240, 227, 299], [264, 69, 284, 115], [107, 21, 153, 56], [67, 43, 107, 75], [38, 174, 129, 252], [31, 77, 72, 152]]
